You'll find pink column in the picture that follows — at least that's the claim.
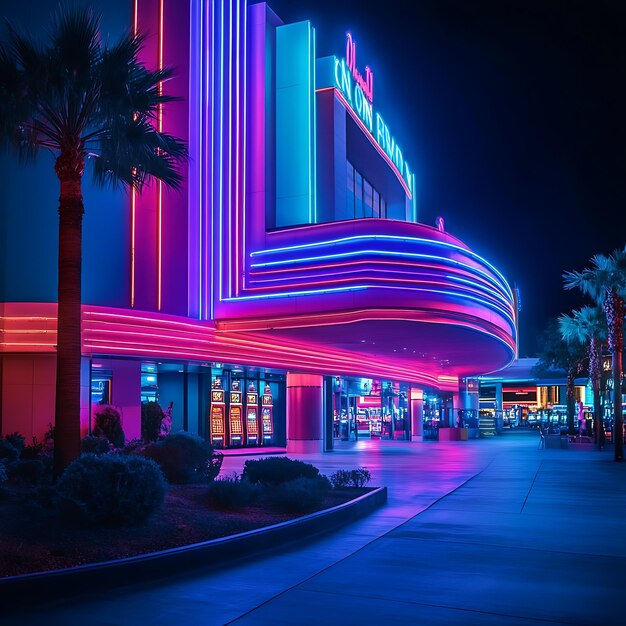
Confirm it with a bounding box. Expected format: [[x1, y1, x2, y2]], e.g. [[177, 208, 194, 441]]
[[410, 387, 424, 442], [286, 373, 323, 454]]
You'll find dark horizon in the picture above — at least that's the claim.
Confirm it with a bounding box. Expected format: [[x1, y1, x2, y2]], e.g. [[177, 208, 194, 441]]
[[268, 0, 626, 356]]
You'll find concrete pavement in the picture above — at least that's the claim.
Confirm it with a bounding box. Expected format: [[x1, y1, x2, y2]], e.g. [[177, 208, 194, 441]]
[[7, 433, 626, 625]]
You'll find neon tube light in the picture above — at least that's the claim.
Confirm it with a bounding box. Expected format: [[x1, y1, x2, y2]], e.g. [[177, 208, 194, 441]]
[[250, 249, 511, 300], [251, 233, 513, 298], [157, 0, 164, 311]]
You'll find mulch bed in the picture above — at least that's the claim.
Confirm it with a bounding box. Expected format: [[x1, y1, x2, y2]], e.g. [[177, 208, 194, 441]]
[[0, 484, 363, 578]]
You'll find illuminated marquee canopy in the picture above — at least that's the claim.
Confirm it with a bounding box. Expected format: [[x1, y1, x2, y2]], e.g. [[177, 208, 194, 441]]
[[317, 34, 416, 200]]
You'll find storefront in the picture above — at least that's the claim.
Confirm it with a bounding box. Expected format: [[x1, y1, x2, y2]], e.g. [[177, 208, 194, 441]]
[[0, 0, 517, 452]]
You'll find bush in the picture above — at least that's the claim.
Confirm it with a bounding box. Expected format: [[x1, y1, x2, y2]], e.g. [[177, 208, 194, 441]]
[[81, 435, 111, 456], [141, 432, 223, 484], [7, 459, 44, 485], [0, 462, 7, 484], [141, 402, 165, 442], [329, 467, 372, 489], [21, 439, 44, 460], [266, 476, 331, 513], [92, 406, 125, 448], [4, 432, 25, 453], [242, 457, 319, 485], [206, 473, 262, 511], [0, 440, 19, 463], [120, 438, 146, 455], [56, 454, 166, 527]]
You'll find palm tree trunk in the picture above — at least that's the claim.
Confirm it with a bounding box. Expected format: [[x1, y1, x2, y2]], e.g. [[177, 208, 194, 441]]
[[53, 150, 85, 477], [566, 372, 576, 435], [604, 289, 624, 462], [589, 337, 604, 448]]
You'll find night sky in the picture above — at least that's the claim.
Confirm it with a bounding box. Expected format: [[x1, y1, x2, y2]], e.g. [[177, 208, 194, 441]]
[[3, 0, 625, 357], [269, 0, 626, 356]]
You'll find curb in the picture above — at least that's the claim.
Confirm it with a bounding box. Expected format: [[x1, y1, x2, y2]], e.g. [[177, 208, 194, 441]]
[[0, 486, 387, 604]]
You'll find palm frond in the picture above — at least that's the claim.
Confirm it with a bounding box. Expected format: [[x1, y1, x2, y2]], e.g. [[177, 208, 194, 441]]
[[92, 116, 186, 191]]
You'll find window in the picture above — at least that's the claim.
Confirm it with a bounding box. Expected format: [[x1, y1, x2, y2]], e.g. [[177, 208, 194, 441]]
[[346, 160, 386, 221], [346, 161, 355, 220], [363, 180, 373, 218], [355, 171, 363, 218]]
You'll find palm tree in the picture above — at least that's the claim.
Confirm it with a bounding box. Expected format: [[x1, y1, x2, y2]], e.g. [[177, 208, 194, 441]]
[[559, 306, 607, 448], [564, 248, 626, 461], [534, 319, 587, 434], [0, 7, 186, 475]]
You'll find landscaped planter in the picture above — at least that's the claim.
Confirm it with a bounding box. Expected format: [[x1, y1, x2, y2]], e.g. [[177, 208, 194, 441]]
[[0, 486, 387, 604]]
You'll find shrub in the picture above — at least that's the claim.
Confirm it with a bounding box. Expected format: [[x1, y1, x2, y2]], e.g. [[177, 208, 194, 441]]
[[21, 439, 44, 460], [81, 435, 111, 456], [0, 462, 7, 484], [141, 402, 165, 442], [329, 469, 351, 489], [120, 438, 146, 455], [206, 473, 262, 511], [0, 440, 19, 463], [7, 459, 44, 485], [330, 467, 372, 489], [4, 432, 25, 453], [266, 476, 331, 513], [141, 432, 223, 484], [56, 454, 166, 527], [242, 457, 319, 485], [92, 406, 125, 448]]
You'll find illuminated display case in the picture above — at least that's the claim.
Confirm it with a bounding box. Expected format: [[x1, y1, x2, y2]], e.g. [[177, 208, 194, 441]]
[[246, 382, 259, 445], [209, 376, 226, 447], [229, 379, 244, 446], [261, 383, 274, 444]]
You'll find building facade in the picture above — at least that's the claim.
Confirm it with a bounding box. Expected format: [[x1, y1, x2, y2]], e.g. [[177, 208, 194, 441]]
[[0, 0, 517, 452]]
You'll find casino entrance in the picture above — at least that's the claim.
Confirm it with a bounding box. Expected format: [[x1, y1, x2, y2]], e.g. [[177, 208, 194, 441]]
[[329, 377, 411, 445]]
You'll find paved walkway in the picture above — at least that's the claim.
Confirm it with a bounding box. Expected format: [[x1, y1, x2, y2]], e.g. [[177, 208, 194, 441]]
[[9, 434, 626, 625]]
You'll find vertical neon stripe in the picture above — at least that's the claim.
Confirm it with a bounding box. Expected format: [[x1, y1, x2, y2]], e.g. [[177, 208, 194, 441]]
[[310, 28, 317, 224], [241, 0, 247, 291], [227, 0, 233, 298], [218, 0, 224, 302], [307, 23, 311, 224], [157, 0, 164, 311], [131, 0, 138, 308], [197, 0, 203, 318], [231, 0, 236, 295], [209, 0, 215, 318]]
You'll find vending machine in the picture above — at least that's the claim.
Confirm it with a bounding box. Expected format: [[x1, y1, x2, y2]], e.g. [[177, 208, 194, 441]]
[[245, 382, 259, 446], [229, 378, 244, 446], [261, 382, 273, 445], [209, 377, 226, 447]]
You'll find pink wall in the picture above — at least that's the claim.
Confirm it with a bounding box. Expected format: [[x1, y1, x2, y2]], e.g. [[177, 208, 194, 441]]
[[286, 372, 323, 453], [0, 354, 90, 443]]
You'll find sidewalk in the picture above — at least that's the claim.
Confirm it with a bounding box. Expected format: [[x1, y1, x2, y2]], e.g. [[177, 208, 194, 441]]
[[10, 435, 626, 625]]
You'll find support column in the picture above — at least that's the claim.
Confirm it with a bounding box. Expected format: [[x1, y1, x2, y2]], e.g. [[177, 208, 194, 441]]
[[286, 372, 323, 454], [410, 388, 424, 442]]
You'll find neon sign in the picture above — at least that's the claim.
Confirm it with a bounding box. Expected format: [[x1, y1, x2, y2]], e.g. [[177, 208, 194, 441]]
[[346, 33, 373, 104], [332, 35, 414, 196]]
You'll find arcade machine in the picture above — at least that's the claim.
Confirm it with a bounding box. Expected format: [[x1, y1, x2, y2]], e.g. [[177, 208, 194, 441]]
[[229, 378, 244, 446], [209, 377, 226, 447], [245, 382, 259, 446], [261, 382, 274, 445]]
